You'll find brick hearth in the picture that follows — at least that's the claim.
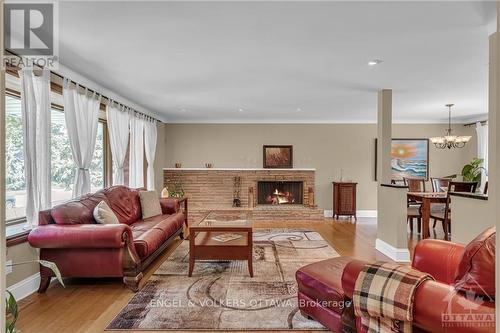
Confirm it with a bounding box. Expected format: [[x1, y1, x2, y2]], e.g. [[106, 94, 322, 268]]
[[163, 168, 324, 221]]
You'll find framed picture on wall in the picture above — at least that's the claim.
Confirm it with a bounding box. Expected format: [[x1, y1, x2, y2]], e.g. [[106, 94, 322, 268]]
[[375, 138, 429, 180], [263, 145, 293, 169]]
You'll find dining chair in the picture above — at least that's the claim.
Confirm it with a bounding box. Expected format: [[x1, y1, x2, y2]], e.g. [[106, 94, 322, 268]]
[[403, 177, 426, 234], [430, 181, 478, 240], [404, 177, 426, 192], [390, 179, 405, 186], [431, 177, 451, 192], [430, 177, 452, 229]]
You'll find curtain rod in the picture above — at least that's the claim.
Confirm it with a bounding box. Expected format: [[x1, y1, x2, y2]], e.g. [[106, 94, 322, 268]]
[[5, 49, 161, 123], [463, 120, 487, 127]]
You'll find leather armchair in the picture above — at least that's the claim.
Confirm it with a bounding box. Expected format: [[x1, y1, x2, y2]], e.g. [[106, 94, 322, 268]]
[[28, 186, 187, 292], [297, 228, 495, 333]]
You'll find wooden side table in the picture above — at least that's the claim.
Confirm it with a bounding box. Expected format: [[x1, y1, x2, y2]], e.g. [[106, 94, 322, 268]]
[[332, 182, 357, 220]]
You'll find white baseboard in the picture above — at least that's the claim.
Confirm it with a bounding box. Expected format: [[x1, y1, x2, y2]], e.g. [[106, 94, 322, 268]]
[[7, 273, 40, 301], [375, 238, 411, 262], [323, 209, 377, 218]]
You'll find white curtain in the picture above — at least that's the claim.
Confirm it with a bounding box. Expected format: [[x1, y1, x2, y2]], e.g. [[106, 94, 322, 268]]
[[144, 119, 157, 190], [476, 122, 488, 191], [107, 101, 130, 185], [62, 78, 100, 197], [129, 112, 144, 188], [21, 69, 51, 226]]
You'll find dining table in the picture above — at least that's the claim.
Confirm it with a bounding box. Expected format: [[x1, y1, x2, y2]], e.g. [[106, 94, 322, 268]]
[[407, 192, 448, 239]]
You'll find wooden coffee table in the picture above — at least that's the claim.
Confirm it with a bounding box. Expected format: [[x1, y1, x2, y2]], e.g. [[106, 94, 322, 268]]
[[188, 211, 253, 277]]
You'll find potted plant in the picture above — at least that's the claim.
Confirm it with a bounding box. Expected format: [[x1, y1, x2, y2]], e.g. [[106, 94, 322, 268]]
[[6, 260, 64, 333], [461, 158, 485, 183]]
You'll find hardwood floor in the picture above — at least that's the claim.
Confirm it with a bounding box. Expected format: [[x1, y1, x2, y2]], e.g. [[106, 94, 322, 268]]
[[15, 218, 446, 333]]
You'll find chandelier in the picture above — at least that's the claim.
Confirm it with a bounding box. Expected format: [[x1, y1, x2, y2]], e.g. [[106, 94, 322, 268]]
[[430, 104, 471, 149]]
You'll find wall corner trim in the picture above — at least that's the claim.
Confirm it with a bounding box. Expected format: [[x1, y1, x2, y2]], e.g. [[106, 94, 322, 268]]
[[7, 273, 40, 301], [375, 238, 411, 262]]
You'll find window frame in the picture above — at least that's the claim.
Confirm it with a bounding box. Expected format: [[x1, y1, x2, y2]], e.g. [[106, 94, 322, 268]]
[[4, 77, 112, 228]]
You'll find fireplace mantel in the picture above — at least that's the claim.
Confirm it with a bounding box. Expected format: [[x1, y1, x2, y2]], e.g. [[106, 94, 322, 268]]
[[163, 168, 316, 171]]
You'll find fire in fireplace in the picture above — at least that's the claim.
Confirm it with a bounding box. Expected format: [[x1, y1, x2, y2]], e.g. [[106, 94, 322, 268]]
[[257, 181, 303, 205]]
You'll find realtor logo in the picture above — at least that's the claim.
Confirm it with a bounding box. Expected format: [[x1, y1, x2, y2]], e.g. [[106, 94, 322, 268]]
[[4, 1, 59, 69], [5, 3, 53, 55]]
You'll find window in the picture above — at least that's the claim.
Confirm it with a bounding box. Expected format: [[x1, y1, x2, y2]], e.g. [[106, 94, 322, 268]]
[[5, 95, 26, 221], [50, 108, 105, 206], [4, 74, 109, 224]]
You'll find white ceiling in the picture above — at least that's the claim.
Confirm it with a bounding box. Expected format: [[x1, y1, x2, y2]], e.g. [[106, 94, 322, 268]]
[[58, 1, 496, 123]]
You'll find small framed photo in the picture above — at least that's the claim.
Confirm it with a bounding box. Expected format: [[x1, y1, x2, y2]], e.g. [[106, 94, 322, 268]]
[[263, 145, 293, 169]]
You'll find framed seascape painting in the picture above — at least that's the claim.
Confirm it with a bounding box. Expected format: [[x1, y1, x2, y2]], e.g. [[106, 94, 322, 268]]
[[390, 139, 429, 180], [263, 145, 293, 169], [375, 139, 429, 180]]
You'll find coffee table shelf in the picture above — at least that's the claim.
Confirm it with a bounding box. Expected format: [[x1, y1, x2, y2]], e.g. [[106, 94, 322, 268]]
[[188, 211, 253, 277]]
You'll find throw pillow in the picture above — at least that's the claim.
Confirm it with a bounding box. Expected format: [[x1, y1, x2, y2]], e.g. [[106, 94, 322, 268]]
[[454, 226, 495, 299], [139, 190, 162, 219], [93, 201, 119, 224]]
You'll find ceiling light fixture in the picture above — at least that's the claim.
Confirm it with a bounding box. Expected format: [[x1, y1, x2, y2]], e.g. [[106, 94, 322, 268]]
[[430, 104, 472, 149], [368, 59, 383, 66], [296, 107, 302, 112], [238, 108, 244, 112]]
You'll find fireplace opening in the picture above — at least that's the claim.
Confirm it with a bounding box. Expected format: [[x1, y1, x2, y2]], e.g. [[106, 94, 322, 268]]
[[257, 181, 303, 205]]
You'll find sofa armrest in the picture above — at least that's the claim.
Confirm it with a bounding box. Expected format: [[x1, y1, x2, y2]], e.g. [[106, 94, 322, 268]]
[[413, 280, 495, 333], [28, 224, 133, 249], [160, 198, 180, 215], [341, 259, 367, 299], [412, 239, 465, 284]]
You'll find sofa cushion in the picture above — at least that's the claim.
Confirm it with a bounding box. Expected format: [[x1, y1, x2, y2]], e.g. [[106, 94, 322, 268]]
[[93, 201, 119, 224], [454, 226, 495, 299], [103, 186, 142, 225], [133, 228, 166, 259], [132, 213, 184, 240], [51, 192, 108, 225], [296, 256, 351, 314], [139, 190, 162, 219]]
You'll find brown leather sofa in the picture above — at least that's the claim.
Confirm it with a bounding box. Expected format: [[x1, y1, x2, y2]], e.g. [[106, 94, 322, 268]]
[[296, 227, 495, 333], [28, 186, 187, 292]]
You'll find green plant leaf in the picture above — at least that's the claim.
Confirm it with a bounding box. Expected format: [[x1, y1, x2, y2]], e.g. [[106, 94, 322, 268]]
[[38, 260, 65, 288], [471, 158, 483, 166], [462, 164, 473, 177], [6, 290, 18, 333]]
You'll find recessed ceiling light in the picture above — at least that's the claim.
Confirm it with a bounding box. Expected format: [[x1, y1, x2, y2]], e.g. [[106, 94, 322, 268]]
[[368, 59, 383, 66], [180, 108, 187, 112], [296, 107, 302, 112], [238, 108, 244, 112]]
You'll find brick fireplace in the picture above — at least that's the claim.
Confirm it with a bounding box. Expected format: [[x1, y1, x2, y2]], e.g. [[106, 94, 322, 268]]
[[163, 168, 323, 221]]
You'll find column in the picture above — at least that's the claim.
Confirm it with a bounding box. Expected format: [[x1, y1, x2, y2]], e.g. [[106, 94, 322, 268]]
[[493, 2, 499, 324], [1, 0, 7, 330], [377, 89, 392, 184], [375, 89, 410, 262]]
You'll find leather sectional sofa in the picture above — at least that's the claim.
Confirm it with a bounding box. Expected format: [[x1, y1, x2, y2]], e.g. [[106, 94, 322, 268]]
[[296, 227, 495, 333], [28, 186, 187, 292]]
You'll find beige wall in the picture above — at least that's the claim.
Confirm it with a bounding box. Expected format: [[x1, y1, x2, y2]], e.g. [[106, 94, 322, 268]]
[[6, 243, 39, 288], [154, 122, 168, 192], [451, 196, 493, 245], [162, 123, 476, 210]]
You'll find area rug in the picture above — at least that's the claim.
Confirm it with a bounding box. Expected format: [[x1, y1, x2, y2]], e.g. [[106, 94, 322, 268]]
[[107, 229, 338, 330]]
